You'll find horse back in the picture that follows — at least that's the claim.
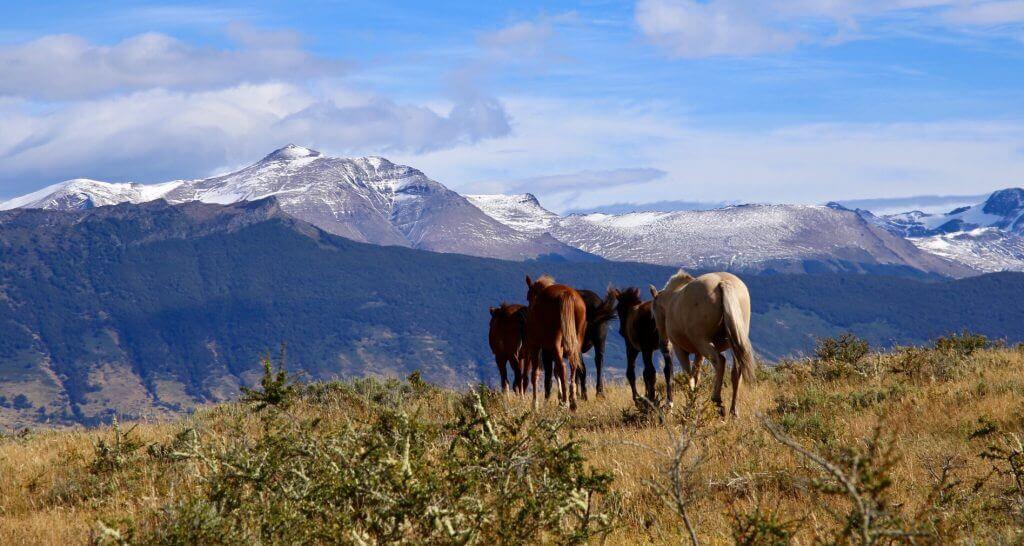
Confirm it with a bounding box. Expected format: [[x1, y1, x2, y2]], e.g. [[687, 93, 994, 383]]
[[525, 284, 586, 349]]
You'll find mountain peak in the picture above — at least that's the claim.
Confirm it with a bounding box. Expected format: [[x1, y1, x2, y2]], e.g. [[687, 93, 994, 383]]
[[261, 144, 322, 162], [982, 188, 1024, 217]]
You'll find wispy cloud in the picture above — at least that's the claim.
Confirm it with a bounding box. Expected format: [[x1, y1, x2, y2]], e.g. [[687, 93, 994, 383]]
[[0, 83, 510, 194], [635, 0, 1024, 58], [0, 24, 346, 100], [512, 167, 666, 193]]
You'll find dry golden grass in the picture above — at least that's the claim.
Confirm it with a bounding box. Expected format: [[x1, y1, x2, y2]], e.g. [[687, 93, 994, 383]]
[[1, 341, 1023, 545]]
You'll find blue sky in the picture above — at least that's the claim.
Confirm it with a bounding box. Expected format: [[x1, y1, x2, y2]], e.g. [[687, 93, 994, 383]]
[[2, 1, 1023, 211]]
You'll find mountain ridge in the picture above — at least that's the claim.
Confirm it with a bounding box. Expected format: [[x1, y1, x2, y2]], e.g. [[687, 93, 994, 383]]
[[2, 144, 1011, 277]]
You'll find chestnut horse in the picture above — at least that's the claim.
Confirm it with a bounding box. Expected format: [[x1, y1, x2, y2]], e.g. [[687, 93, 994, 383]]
[[650, 270, 756, 417], [488, 303, 527, 394], [524, 275, 587, 410], [543, 289, 617, 401], [609, 286, 674, 406]]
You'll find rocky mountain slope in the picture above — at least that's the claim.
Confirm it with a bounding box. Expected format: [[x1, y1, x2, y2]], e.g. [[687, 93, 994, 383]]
[[0, 145, 593, 262], [847, 188, 1024, 272], [468, 194, 974, 276], [4, 145, 1011, 276]]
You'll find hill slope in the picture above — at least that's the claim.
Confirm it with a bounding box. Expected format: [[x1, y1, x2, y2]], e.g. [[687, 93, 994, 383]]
[[2, 199, 1024, 427]]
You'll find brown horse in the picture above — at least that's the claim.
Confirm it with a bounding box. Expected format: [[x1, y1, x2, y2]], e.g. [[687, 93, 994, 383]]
[[543, 289, 617, 401], [650, 270, 756, 417], [488, 303, 527, 394], [609, 287, 674, 406], [524, 275, 587, 410]]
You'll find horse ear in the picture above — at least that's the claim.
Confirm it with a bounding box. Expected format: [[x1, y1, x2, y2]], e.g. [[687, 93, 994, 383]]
[[607, 286, 619, 299], [648, 285, 659, 298], [525, 275, 533, 287]]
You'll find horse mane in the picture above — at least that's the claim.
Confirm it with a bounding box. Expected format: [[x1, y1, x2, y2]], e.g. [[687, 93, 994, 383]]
[[662, 269, 695, 292], [590, 290, 618, 327], [534, 275, 556, 288], [615, 286, 643, 307]]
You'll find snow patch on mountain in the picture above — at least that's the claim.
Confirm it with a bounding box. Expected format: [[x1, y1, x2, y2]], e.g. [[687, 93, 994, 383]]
[[0, 146, 593, 261], [912, 228, 1024, 272], [465, 193, 558, 234], [469, 195, 972, 275]]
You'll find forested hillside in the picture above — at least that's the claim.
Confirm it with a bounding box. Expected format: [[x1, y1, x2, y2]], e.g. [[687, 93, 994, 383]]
[[2, 199, 1023, 426]]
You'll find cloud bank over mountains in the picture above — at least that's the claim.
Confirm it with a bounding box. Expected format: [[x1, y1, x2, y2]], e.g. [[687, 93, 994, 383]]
[[1, 2, 1022, 208]]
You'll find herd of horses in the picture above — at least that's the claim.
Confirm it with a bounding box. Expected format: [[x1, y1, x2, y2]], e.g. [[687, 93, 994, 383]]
[[488, 270, 757, 417]]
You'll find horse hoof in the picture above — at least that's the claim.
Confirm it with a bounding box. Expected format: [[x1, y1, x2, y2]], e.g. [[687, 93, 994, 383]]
[[665, 401, 674, 409], [688, 378, 697, 391]]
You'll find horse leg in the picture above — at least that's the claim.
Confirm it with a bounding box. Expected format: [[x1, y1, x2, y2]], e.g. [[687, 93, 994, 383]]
[[511, 356, 524, 395], [594, 336, 606, 397], [696, 342, 727, 416], [497, 355, 510, 395], [554, 348, 569, 407], [641, 350, 657, 402], [576, 353, 588, 402], [543, 349, 554, 401], [729, 361, 742, 418], [661, 347, 674, 408], [530, 353, 539, 410], [691, 353, 706, 391], [671, 346, 694, 391], [625, 346, 640, 401], [568, 354, 578, 412]]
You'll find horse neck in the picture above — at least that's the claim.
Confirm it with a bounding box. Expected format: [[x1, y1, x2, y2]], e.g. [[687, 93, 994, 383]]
[[616, 303, 639, 337]]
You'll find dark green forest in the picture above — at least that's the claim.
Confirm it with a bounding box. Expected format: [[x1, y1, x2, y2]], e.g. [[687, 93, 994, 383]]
[[2, 200, 1023, 423]]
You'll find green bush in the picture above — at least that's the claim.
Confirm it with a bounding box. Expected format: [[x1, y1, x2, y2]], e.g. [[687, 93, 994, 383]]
[[141, 389, 617, 544], [814, 334, 870, 366], [934, 331, 995, 357]]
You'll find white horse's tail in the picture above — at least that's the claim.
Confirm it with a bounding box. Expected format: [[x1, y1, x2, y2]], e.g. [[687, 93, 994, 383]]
[[560, 295, 583, 373], [720, 281, 756, 383]]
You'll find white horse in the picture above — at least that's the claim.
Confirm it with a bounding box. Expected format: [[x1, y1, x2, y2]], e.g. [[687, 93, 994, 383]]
[[650, 270, 756, 417]]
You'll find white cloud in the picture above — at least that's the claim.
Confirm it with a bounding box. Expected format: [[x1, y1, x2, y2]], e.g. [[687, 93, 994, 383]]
[[0, 25, 346, 100], [512, 168, 667, 192], [0, 83, 510, 194], [635, 0, 1024, 58], [390, 97, 1024, 212], [635, 0, 803, 57], [944, 0, 1024, 26]]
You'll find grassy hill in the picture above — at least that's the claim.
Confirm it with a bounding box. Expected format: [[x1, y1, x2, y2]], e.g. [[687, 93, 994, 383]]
[[4, 200, 1024, 428], [2, 335, 1022, 544]]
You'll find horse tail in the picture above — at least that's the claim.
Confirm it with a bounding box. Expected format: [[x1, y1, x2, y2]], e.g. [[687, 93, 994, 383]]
[[720, 280, 757, 383], [560, 294, 583, 373]]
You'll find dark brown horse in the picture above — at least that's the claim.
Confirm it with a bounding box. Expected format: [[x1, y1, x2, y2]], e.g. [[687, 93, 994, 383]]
[[543, 289, 617, 401], [524, 275, 587, 410], [610, 287, 675, 406], [488, 303, 527, 394]]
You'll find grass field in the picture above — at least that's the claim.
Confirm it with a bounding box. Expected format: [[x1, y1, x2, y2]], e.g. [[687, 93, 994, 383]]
[[1, 334, 1023, 544]]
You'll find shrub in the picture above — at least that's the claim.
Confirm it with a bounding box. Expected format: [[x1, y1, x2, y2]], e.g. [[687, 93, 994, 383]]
[[140, 390, 618, 544], [90, 417, 144, 475], [240, 348, 298, 412], [814, 333, 870, 366], [890, 345, 972, 383], [731, 502, 800, 546], [763, 421, 918, 544], [933, 330, 996, 357]]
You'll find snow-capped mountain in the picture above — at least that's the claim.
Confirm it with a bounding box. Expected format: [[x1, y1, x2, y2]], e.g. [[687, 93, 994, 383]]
[[468, 194, 974, 276], [0, 145, 593, 262], [858, 188, 1024, 272]]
